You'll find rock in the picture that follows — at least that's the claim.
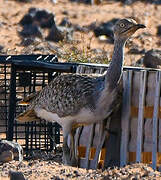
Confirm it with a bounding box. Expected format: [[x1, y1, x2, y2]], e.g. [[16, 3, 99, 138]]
[[116, 0, 161, 4], [50, 0, 57, 4], [33, 9, 55, 28], [51, 175, 62, 180], [148, 171, 156, 176], [0, 46, 5, 54], [19, 8, 74, 42], [19, 8, 56, 39], [61, 10, 69, 16], [0, 139, 23, 162], [90, 0, 102, 5], [9, 170, 25, 180], [0, 151, 14, 163], [143, 49, 161, 68], [15, 0, 32, 2], [0, 45, 4, 51], [157, 25, 161, 36], [148, 0, 161, 4], [28, 7, 37, 17], [19, 24, 42, 38], [128, 47, 146, 54], [93, 18, 120, 43], [59, 17, 87, 32], [20, 37, 35, 46], [122, 0, 136, 5], [86, 22, 97, 31], [46, 25, 64, 42], [19, 8, 55, 29], [19, 14, 33, 26], [69, 0, 102, 4], [59, 17, 72, 28], [46, 22, 73, 42], [134, 57, 144, 67]]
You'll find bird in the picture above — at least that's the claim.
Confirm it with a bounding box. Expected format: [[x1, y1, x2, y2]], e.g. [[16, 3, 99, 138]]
[[16, 18, 145, 166]]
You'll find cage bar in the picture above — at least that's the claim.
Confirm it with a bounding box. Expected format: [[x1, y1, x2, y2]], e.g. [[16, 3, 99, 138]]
[[0, 55, 77, 157]]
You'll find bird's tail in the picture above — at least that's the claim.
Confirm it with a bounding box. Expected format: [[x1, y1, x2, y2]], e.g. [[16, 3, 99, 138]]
[[16, 109, 40, 123], [18, 91, 40, 105]]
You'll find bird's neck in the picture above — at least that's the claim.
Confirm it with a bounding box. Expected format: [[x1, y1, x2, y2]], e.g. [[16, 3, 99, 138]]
[[105, 38, 126, 90]]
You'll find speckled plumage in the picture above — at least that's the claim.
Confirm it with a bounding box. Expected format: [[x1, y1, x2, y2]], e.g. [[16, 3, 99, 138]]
[[32, 74, 104, 117]]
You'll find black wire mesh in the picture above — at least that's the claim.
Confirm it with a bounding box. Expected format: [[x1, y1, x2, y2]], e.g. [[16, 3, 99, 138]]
[[0, 63, 10, 137], [0, 55, 75, 157]]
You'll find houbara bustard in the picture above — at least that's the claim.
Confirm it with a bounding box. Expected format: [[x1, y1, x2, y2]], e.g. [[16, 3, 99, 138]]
[[16, 18, 145, 166]]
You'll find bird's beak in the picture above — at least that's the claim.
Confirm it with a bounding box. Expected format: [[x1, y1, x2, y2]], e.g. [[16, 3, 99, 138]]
[[124, 23, 146, 36], [135, 24, 146, 29]]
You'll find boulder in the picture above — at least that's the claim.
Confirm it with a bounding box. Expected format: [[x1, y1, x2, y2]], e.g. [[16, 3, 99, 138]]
[[0, 139, 23, 163], [0, 151, 14, 163], [143, 49, 161, 68], [9, 170, 25, 180], [19, 8, 55, 40], [46, 22, 73, 42], [93, 18, 120, 43], [157, 25, 161, 36], [19, 24, 42, 38], [19, 8, 55, 29]]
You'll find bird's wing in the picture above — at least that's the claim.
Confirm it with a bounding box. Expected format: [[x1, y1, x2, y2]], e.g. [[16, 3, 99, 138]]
[[33, 73, 102, 117]]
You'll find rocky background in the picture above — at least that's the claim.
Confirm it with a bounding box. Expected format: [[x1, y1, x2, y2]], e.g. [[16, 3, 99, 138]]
[[0, 0, 161, 66], [1, 0, 161, 179]]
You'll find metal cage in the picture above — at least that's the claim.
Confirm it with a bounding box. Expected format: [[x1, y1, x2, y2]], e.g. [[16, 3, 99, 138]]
[[0, 55, 76, 157]]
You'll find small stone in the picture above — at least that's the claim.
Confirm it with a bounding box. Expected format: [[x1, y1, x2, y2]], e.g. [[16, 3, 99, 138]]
[[157, 25, 161, 36], [93, 18, 120, 43], [128, 47, 145, 54], [20, 38, 35, 46], [9, 170, 25, 180], [0, 45, 4, 51], [59, 17, 72, 27], [143, 49, 161, 68], [148, 171, 155, 176], [19, 24, 42, 38], [0, 151, 14, 163], [73, 170, 80, 176]]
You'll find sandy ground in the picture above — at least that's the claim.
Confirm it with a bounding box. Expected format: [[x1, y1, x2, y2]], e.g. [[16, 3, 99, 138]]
[[1, 157, 161, 179], [0, 0, 161, 65], [1, 0, 161, 179]]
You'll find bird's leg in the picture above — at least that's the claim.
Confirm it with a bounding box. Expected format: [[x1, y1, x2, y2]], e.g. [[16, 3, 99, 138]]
[[70, 129, 77, 167], [62, 134, 70, 165]]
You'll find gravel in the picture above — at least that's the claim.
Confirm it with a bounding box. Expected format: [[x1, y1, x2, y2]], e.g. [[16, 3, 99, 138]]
[[0, 156, 161, 180]]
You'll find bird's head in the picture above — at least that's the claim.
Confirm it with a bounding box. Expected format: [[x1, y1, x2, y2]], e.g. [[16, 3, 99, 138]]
[[113, 18, 146, 41]]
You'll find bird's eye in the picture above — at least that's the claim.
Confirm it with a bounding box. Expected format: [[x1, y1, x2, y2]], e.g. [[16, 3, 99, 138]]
[[120, 23, 125, 27]]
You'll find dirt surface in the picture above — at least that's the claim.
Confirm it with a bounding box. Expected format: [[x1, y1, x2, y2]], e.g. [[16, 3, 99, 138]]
[[0, 157, 161, 179], [1, 0, 161, 179], [0, 0, 161, 65]]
